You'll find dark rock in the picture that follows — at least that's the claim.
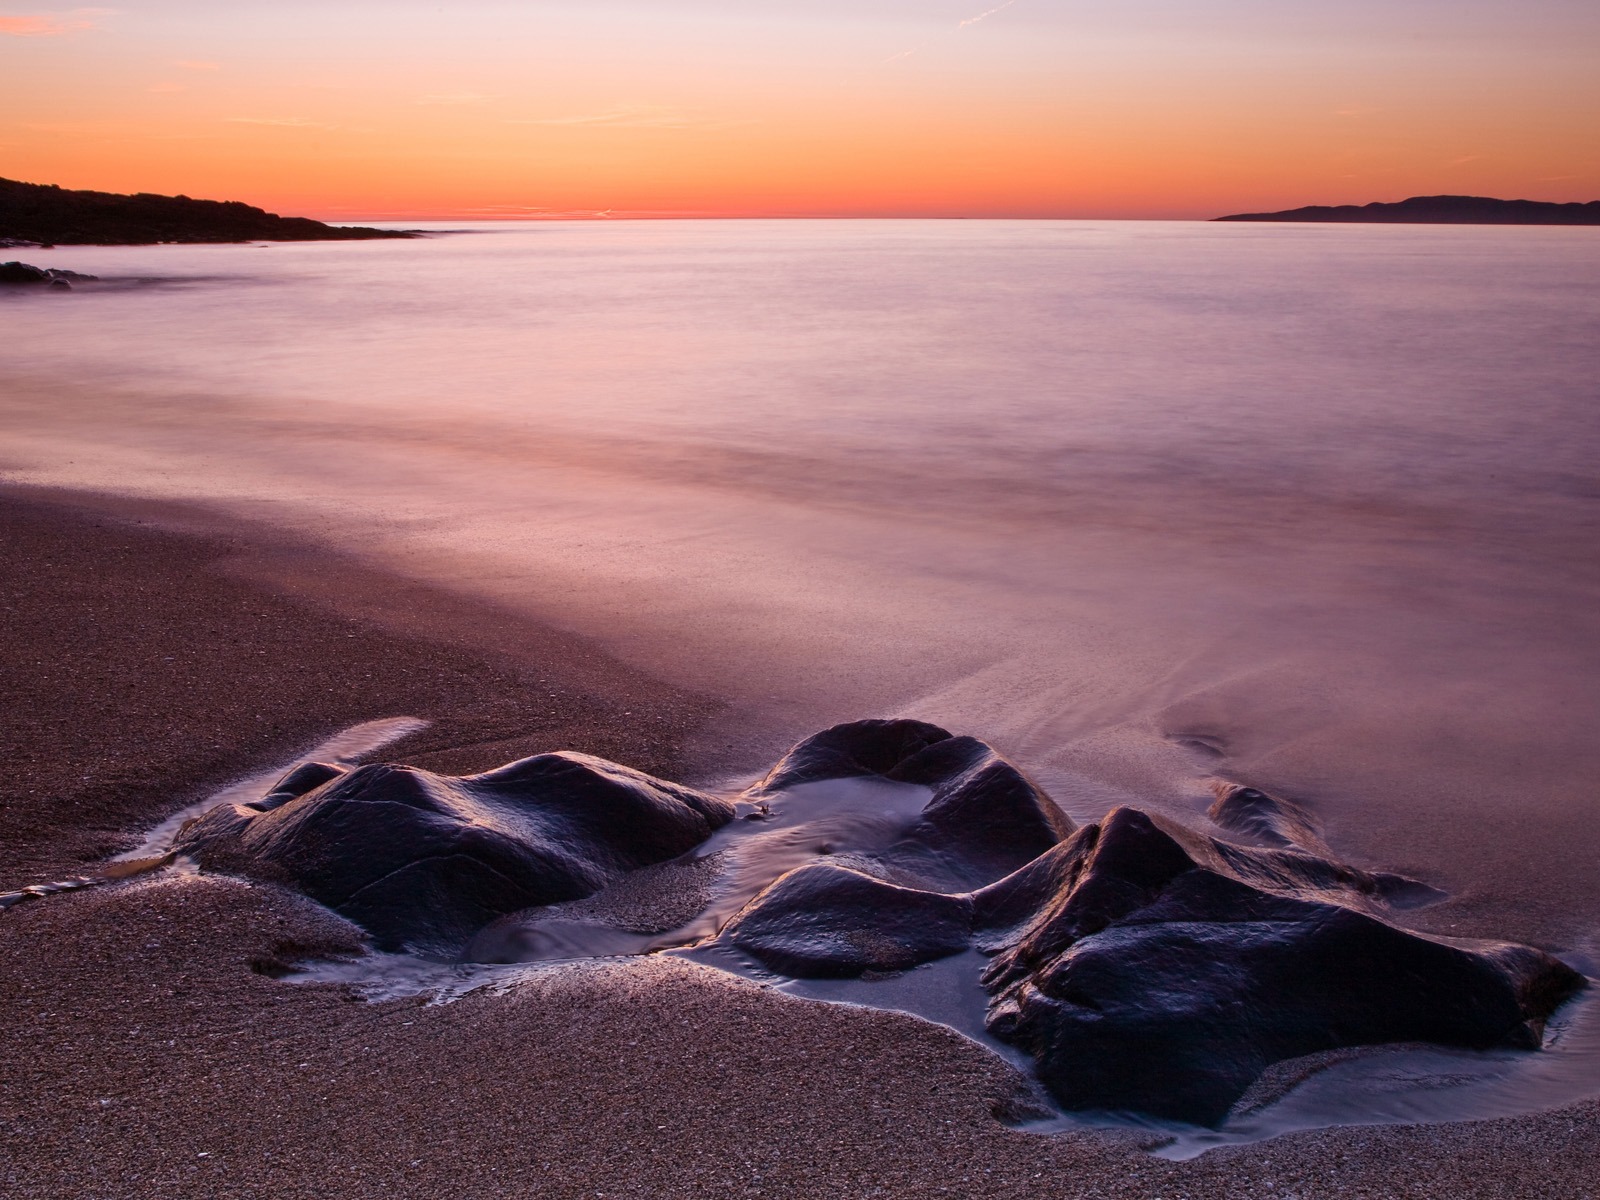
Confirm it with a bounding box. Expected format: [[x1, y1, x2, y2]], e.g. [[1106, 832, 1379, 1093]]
[[890, 735, 1076, 882], [0, 260, 49, 284], [978, 807, 1586, 1125], [0, 261, 99, 287], [756, 718, 955, 790], [177, 752, 734, 953], [245, 761, 345, 812], [723, 863, 973, 977], [1207, 782, 1326, 851], [752, 721, 1074, 890]]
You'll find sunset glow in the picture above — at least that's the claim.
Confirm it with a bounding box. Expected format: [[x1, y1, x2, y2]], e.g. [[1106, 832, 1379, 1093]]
[[3, 0, 1597, 219]]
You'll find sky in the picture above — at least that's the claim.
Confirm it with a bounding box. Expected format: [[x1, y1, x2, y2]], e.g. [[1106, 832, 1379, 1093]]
[[2, 1, 1597, 219]]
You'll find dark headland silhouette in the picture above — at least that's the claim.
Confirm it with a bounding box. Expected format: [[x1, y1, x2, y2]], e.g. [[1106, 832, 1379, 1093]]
[[0, 177, 416, 244], [1216, 194, 1600, 225]]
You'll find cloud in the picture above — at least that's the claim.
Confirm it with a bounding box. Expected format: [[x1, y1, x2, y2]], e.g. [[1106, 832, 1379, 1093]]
[[887, 1, 1016, 66], [416, 92, 491, 106], [958, 0, 1015, 28], [0, 7, 111, 36], [148, 81, 186, 93], [174, 59, 219, 71], [1447, 154, 1484, 166], [507, 105, 731, 129]]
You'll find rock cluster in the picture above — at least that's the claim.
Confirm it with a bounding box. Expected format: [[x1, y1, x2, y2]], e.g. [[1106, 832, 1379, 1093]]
[[176, 718, 1587, 1125], [0, 261, 97, 289]]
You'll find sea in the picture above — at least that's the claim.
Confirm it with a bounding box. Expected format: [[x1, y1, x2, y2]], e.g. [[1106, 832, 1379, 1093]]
[[3, 218, 1599, 961]]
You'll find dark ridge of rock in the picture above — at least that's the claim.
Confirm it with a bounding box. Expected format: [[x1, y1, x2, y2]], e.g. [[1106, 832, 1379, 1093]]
[[0, 176, 417, 244], [889, 735, 1077, 884], [176, 753, 734, 953], [752, 722, 1074, 891], [978, 807, 1586, 1125], [755, 718, 955, 790], [246, 762, 344, 812], [1, 260, 98, 286], [1206, 782, 1445, 907], [1207, 782, 1326, 851], [722, 863, 974, 977], [1214, 195, 1600, 225]]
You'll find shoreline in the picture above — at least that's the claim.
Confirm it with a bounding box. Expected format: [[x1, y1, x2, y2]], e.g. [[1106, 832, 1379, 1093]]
[[2, 486, 1598, 1198]]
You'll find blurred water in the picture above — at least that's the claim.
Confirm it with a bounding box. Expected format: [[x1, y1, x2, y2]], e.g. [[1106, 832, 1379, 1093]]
[[3, 219, 1598, 944]]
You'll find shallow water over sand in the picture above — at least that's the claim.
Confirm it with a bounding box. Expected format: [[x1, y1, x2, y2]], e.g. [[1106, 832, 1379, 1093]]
[[3, 219, 1598, 948]]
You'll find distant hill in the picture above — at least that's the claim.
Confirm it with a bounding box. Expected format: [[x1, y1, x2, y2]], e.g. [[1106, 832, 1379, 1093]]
[[0, 177, 417, 244], [1215, 195, 1600, 226]]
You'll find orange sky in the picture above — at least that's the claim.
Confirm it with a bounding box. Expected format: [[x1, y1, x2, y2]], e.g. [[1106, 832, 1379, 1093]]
[[3, 2, 1597, 219]]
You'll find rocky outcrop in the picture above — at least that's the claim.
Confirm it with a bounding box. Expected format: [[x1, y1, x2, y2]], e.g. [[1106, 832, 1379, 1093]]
[[746, 720, 1075, 890], [176, 719, 1587, 1125], [177, 752, 734, 953], [0, 260, 97, 289], [974, 807, 1580, 1124], [721, 864, 975, 977]]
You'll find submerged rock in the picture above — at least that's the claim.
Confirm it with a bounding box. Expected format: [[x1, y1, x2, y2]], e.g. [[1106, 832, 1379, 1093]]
[[177, 718, 1586, 1125]]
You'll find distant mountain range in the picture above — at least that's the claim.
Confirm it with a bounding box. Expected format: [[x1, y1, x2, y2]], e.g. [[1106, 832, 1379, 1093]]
[[1215, 195, 1600, 225], [0, 177, 416, 244]]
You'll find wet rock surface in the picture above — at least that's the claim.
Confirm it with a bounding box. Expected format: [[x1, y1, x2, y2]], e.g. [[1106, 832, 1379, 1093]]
[[177, 753, 734, 953], [0, 260, 97, 288], [176, 718, 1588, 1126], [975, 807, 1582, 1124]]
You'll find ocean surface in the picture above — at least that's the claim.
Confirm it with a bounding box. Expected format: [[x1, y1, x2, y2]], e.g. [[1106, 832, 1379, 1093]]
[[4, 219, 1599, 955]]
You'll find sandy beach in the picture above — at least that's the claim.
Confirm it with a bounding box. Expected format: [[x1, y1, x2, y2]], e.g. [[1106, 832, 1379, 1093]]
[[2, 488, 1595, 1199]]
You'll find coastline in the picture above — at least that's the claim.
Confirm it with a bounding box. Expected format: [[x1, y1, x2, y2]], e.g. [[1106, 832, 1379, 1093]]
[[2, 487, 1597, 1198]]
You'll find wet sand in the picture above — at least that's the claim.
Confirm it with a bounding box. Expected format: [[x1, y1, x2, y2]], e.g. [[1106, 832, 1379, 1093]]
[[2, 489, 1597, 1199]]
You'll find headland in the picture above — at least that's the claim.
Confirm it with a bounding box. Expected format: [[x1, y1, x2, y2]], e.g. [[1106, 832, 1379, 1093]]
[[1215, 195, 1600, 225], [0, 177, 416, 245]]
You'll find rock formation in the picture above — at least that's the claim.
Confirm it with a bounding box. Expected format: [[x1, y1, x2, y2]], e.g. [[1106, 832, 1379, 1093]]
[[177, 753, 733, 953], [175, 718, 1587, 1126], [0, 261, 97, 289]]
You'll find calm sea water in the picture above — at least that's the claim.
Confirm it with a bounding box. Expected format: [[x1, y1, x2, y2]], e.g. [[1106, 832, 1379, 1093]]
[[4, 219, 1599, 948]]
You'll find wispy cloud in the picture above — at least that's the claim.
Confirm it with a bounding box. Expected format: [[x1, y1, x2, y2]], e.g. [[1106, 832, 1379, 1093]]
[[507, 105, 734, 129], [148, 81, 186, 93], [958, 0, 1016, 28], [416, 92, 491, 106], [174, 59, 219, 71], [1448, 154, 1483, 166], [0, 7, 111, 37], [886, 0, 1019, 66]]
